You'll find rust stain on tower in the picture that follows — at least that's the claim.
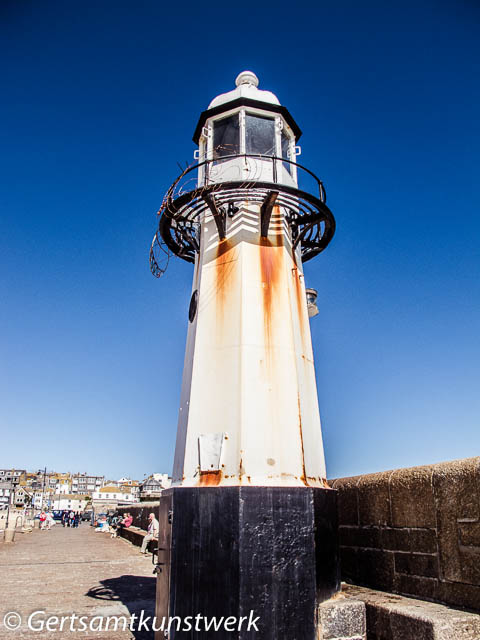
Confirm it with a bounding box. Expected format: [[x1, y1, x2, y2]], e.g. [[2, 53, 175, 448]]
[[297, 391, 308, 485], [198, 470, 223, 486], [214, 238, 234, 324], [292, 264, 308, 355], [260, 211, 285, 364]]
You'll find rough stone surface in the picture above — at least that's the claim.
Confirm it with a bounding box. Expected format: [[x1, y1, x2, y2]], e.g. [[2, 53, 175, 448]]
[[0, 522, 156, 638], [357, 472, 392, 527], [357, 548, 394, 591], [389, 465, 436, 528], [332, 477, 359, 526], [318, 595, 366, 640], [331, 457, 480, 612], [433, 457, 480, 585], [343, 584, 480, 640]]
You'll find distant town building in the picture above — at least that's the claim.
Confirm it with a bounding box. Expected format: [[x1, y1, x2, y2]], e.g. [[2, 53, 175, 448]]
[[23, 472, 43, 490], [116, 478, 140, 499], [71, 473, 105, 494], [128, 481, 140, 499], [13, 486, 34, 507], [92, 486, 138, 508], [1, 468, 171, 509], [34, 489, 57, 509], [51, 494, 91, 512], [55, 474, 72, 494], [0, 469, 26, 487], [0, 482, 12, 507], [104, 479, 120, 488], [139, 474, 171, 500]]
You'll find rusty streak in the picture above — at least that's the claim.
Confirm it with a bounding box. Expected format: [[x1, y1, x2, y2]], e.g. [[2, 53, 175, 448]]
[[292, 264, 308, 356], [198, 470, 222, 486], [215, 238, 234, 324], [297, 392, 307, 485], [259, 207, 285, 365]]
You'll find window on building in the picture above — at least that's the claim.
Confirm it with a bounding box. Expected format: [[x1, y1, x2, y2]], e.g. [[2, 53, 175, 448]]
[[281, 130, 293, 175], [245, 114, 276, 156], [213, 114, 240, 160]]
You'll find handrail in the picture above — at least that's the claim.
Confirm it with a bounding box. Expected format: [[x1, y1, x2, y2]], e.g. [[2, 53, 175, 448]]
[[168, 153, 326, 203]]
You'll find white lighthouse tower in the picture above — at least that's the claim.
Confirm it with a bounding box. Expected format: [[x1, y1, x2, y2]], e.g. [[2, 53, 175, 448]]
[[150, 72, 339, 639]]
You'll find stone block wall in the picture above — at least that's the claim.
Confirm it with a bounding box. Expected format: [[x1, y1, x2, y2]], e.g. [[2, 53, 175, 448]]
[[330, 457, 480, 611]]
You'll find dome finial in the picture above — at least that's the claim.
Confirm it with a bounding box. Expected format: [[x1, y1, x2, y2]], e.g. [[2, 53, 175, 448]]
[[235, 71, 259, 88]]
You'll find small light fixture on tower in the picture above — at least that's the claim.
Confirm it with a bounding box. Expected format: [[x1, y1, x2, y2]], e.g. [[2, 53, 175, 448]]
[[306, 287, 319, 318]]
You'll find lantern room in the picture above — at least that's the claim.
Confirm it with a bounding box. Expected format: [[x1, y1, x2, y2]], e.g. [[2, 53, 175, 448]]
[[193, 71, 301, 187]]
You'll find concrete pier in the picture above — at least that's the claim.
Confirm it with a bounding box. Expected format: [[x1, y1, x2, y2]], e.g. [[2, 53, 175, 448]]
[[0, 524, 155, 639]]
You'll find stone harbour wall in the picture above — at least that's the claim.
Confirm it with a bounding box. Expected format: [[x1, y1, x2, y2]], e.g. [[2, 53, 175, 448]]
[[118, 501, 159, 531], [330, 457, 480, 611]]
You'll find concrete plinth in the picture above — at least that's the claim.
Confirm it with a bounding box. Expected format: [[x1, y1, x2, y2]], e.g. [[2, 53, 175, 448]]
[[344, 584, 480, 640], [4, 528, 15, 543], [155, 486, 340, 639], [318, 596, 366, 640]]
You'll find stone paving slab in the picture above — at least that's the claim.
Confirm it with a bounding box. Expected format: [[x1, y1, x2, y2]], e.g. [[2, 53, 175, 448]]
[[0, 523, 156, 639]]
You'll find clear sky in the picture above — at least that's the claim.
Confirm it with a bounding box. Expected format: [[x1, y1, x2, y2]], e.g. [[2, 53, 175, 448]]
[[1, 0, 479, 481]]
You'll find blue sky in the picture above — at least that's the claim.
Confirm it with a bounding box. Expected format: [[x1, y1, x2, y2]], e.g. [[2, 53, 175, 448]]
[[1, 0, 479, 481]]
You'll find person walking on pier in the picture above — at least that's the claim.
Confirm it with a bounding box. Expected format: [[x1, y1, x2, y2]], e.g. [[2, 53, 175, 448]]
[[46, 511, 55, 530]]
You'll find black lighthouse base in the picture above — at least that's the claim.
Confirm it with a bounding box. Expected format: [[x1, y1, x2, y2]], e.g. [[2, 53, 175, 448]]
[[155, 486, 340, 640]]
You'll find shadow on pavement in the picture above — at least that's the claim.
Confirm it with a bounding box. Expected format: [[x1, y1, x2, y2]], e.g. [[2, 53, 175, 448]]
[[86, 574, 156, 639]]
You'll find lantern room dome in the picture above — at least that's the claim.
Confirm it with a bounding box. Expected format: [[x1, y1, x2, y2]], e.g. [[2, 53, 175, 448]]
[[207, 70, 280, 109]]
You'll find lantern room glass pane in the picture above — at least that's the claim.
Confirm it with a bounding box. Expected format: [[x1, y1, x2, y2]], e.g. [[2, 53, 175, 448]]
[[245, 114, 276, 156], [213, 115, 240, 159], [281, 131, 293, 175]]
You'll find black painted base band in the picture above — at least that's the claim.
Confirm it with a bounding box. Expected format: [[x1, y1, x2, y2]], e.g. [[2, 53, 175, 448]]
[[156, 486, 340, 640]]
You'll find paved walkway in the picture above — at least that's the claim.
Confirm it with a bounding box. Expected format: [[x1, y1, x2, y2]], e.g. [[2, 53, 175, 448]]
[[0, 523, 156, 639]]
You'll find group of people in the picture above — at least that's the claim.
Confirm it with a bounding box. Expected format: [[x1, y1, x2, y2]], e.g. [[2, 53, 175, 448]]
[[61, 510, 81, 527], [38, 510, 82, 529], [38, 510, 55, 530], [104, 510, 159, 556], [109, 512, 133, 537]]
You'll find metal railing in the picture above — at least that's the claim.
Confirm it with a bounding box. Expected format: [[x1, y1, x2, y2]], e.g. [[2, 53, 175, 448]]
[[171, 153, 326, 204]]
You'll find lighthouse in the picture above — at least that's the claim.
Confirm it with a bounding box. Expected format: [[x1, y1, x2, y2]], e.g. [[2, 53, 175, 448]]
[[150, 72, 339, 639]]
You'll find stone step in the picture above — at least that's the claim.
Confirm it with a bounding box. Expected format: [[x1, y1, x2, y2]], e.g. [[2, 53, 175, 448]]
[[343, 583, 480, 640]]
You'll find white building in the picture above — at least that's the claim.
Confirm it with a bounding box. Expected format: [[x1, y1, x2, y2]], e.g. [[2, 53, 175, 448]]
[[13, 486, 33, 507], [92, 486, 138, 506], [117, 479, 141, 499], [0, 482, 12, 507], [51, 494, 90, 512], [153, 473, 171, 487], [33, 489, 56, 509], [54, 476, 72, 494]]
